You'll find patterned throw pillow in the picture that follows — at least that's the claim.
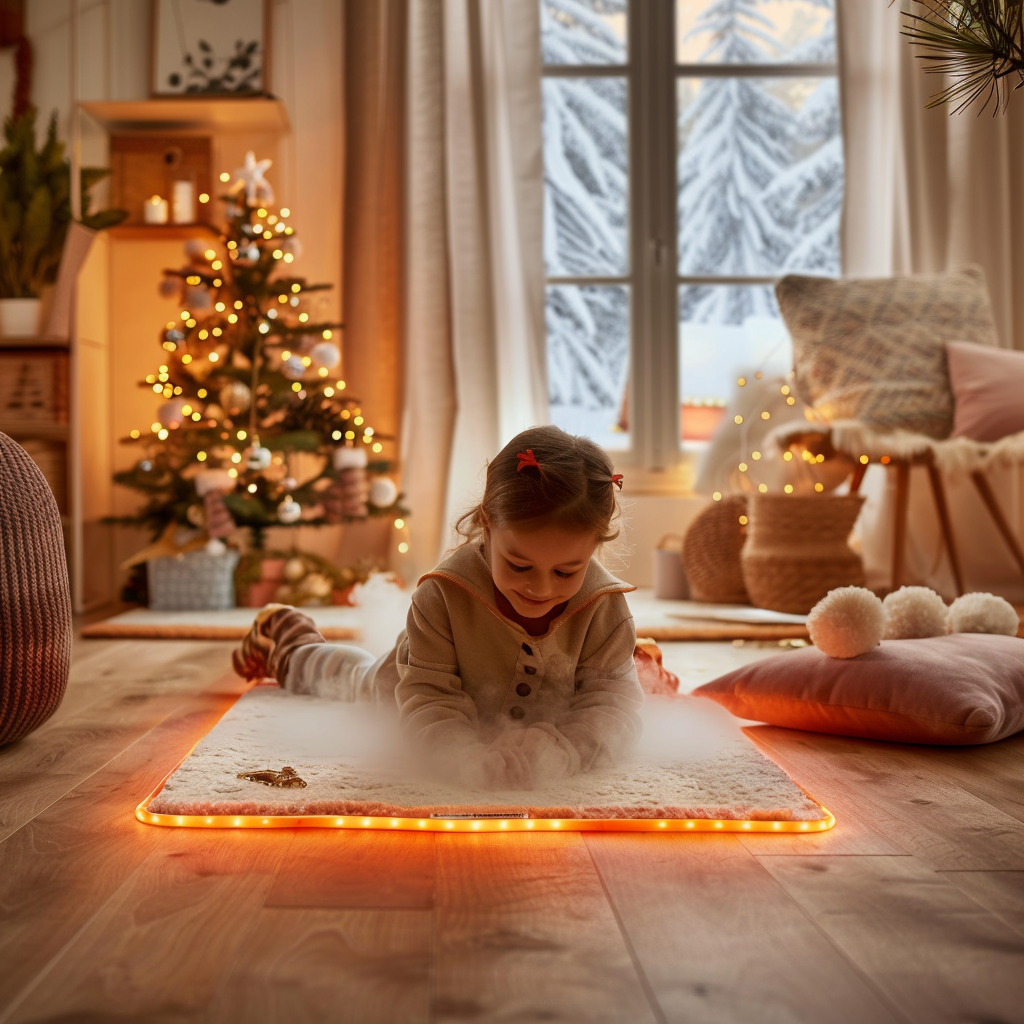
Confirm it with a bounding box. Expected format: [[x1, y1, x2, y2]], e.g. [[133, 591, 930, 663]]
[[775, 265, 999, 439]]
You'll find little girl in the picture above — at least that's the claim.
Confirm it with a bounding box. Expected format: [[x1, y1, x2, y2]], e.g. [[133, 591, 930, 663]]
[[234, 425, 651, 790]]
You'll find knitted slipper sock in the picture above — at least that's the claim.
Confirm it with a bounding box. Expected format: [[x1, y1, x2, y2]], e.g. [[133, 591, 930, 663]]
[[232, 605, 327, 682]]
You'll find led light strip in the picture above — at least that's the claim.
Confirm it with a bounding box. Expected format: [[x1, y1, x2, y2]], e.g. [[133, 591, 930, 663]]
[[135, 783, 835, 833]]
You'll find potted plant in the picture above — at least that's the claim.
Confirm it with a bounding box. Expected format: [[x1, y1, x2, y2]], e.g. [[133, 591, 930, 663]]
[[0, 107, 126, 336]]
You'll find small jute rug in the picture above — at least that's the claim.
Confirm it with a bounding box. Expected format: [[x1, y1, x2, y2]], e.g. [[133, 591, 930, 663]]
[[138, 686, 832, 832], [83, 591, 812, 643], [80, 606, 362, 641]]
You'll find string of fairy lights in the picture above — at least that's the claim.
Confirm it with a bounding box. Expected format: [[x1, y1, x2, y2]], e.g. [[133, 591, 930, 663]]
[[708, 372, 885, 527]]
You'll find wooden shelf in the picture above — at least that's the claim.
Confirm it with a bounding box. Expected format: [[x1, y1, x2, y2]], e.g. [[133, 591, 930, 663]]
[[80, 97, 290, 134], [0, 335, 70, 350], [108, 223, 220, 241]]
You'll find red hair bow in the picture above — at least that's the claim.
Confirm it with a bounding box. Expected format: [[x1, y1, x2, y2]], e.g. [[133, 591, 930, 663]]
[[517, 449, 541, 473], [610, 474, 624, 490]]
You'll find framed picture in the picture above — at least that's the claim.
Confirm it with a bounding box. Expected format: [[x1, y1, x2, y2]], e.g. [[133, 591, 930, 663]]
[[151, 0, 269, 97]]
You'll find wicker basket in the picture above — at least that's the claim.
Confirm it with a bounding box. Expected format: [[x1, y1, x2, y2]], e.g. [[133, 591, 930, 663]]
[[148, 548, 240, 611], [682, 495, 749, 604], [741, 493, 865, 614]]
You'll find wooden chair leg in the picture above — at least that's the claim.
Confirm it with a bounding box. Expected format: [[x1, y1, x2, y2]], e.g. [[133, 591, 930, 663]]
[[892, 461, 911, 591], [925, 463, 964, 596], [849, 462, 868, 494], [971, 470, 1024, 577]]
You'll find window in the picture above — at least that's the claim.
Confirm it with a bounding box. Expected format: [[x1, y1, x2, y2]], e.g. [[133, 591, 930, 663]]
[[541, 0, 842, 472]]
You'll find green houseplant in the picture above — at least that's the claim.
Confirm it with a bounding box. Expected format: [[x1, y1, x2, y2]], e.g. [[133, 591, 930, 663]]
[[0, 107, 126, 332]]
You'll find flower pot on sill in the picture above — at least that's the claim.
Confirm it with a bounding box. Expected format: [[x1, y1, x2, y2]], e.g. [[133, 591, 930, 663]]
[[0, 297, 42, 338]]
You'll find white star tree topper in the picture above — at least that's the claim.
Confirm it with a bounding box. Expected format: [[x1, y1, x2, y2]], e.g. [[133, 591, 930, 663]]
[[229, 151, 275, 206]]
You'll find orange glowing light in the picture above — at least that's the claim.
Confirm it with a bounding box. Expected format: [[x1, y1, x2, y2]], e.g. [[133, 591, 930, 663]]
[[135, 690, 836, 835]]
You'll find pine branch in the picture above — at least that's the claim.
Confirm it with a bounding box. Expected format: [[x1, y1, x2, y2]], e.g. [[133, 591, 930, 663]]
[[900, 0, 1024, 114]]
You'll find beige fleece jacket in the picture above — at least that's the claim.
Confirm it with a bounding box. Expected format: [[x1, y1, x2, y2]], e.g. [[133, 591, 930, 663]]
[[372, 542, 644, 782]]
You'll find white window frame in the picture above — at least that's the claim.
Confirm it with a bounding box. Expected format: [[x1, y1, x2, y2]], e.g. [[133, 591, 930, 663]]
[[543, 1, 841, 490]]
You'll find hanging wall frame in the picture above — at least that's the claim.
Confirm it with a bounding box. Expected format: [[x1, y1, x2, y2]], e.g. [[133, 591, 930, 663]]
[[151, 0, 269, 97]]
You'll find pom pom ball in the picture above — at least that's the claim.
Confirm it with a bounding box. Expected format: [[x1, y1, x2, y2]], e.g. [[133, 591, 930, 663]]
[[882, 586, 948, 639], [807, 586, 885, 659], [948, 592, 1019, 636]]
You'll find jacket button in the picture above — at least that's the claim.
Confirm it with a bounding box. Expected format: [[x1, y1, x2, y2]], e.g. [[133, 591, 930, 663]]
[[523, 665, 537, 675], [521, 643, 533, 655], [516, 683, 531, 697], [509, 705, 525, 720]]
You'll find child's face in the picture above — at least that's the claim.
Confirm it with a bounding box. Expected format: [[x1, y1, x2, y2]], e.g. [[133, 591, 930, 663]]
[[486, 522, 598, 619]]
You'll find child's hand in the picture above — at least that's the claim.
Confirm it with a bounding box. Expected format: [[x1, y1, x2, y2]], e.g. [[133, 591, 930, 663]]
[[458, 741, 534, 790], [519, 725, 573, 783]]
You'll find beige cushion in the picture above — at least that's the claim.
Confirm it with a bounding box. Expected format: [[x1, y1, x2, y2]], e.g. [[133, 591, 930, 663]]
[[776, 265, 999, 439], [694, 633, 1024, 745]]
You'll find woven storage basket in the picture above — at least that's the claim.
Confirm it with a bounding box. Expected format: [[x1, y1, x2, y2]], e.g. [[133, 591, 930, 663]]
[[682, 495, 749, 604], [741, 493, 865, 614], [148, 548, 240, 611], [0, 433, 72, 746]]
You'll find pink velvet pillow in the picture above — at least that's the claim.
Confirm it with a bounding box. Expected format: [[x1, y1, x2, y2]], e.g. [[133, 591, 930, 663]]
[[948, 340, 1024, 441], [694, 634, 1024, 745]]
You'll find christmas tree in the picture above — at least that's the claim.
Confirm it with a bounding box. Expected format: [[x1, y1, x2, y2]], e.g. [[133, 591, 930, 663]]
[[113, 151, 405, 565]]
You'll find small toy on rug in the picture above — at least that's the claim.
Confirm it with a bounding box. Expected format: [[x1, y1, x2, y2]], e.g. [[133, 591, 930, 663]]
[[807, 585, 1018, 659]]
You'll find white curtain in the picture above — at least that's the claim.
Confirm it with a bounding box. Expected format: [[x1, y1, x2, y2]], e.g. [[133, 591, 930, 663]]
[[402, 0, 548, 579], [839, 0, 1024, 600]]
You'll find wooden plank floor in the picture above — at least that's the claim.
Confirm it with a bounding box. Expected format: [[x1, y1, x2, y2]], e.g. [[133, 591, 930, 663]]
[[2, 635, 1024, 1024]]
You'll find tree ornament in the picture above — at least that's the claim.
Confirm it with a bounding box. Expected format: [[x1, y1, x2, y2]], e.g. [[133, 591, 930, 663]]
[[300, 572, 333, 600], [184, 286, 213, 313], [185, 502, 206, 528], [246, 443, 273, 471], [228, 151, 275, 206], [164, 327, 185, 345], [280, 355, 305, 380], [184, 239, 209, 260], [310, 341, 341, 371], [333, 446, 368, 471], [281, 236, 304, 259], [219, 380, 252, 415], [369, 476, 399, 508], [284, 556, 306, 582], [158, 277, 179, 298], [158, 398, 188, 427], [194, 468, 236, 496], [204, 489, 235, 539], [277, 496, 302, 524], [203, 403, 225, 421]]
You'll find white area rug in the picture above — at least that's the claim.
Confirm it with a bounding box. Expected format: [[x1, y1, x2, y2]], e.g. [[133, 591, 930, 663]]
[[145, 686, 828, 823]]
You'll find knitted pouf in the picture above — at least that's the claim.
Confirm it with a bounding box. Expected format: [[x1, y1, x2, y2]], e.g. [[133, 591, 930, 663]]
[[0, 432, 72, 746], [682, 495, 750, 604]]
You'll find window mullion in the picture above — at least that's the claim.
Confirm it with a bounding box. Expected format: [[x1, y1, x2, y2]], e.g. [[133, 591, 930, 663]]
[[631, 0, 678, 470]]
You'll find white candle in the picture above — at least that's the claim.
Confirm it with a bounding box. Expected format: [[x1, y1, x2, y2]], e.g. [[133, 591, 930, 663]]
[[144, 195, 169, 224], [171, 180, 195, 224]]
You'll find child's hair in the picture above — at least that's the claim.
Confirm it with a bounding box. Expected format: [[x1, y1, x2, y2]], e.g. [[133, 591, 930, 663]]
[[456, 425, 622, 544]]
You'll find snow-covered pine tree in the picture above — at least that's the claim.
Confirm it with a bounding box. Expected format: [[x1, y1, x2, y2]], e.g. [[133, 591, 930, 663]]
[[542, 0, 630, 433], [678, 0, 842, 325]]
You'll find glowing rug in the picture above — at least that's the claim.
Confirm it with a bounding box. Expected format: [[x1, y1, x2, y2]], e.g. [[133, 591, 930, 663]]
[[138, 686, 833, 833]]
